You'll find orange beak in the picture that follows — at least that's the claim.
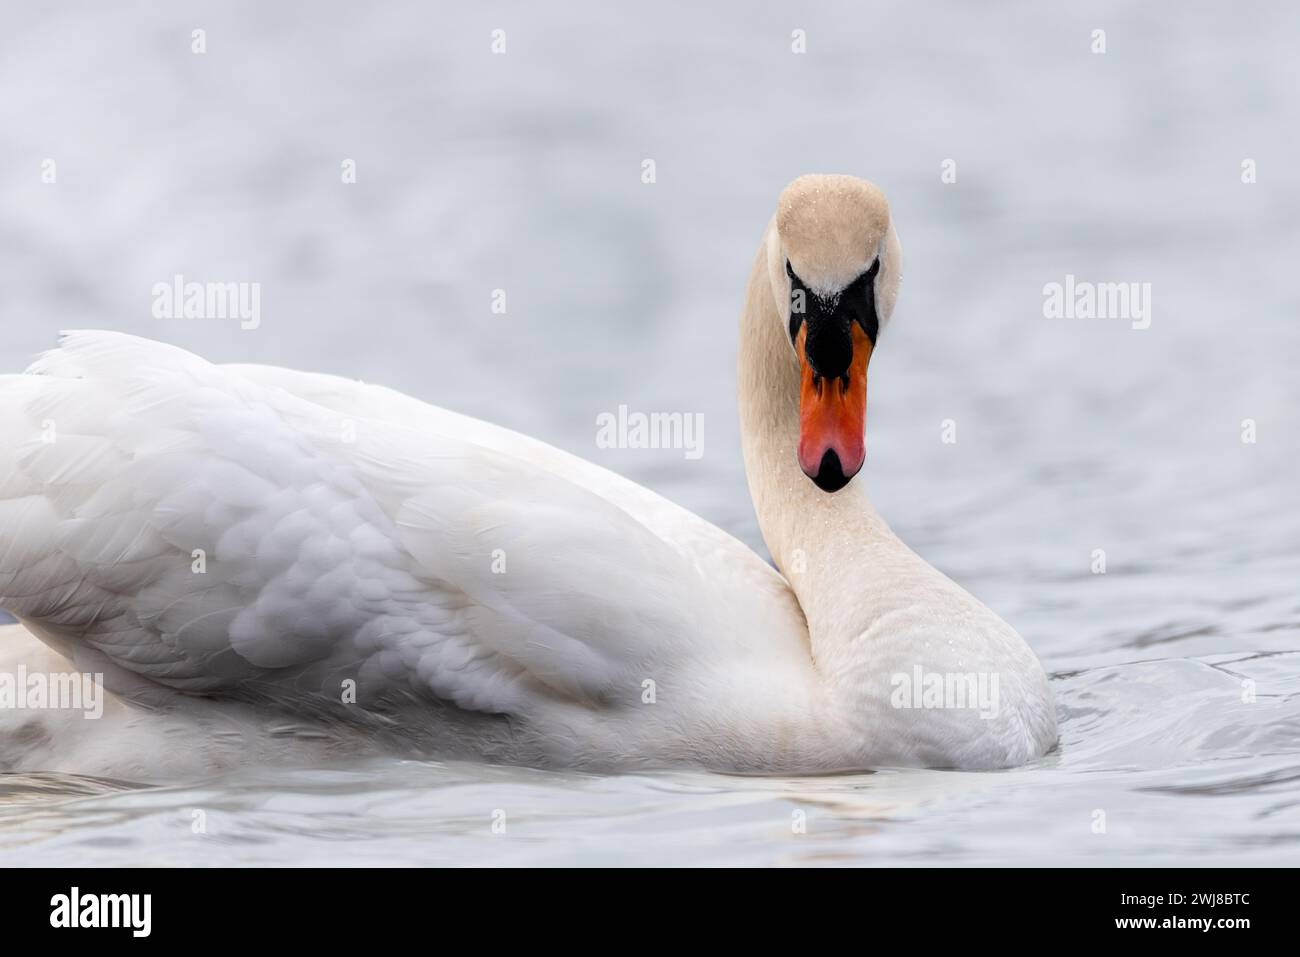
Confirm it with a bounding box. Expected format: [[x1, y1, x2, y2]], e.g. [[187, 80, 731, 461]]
[[796, 323, 871, 492]]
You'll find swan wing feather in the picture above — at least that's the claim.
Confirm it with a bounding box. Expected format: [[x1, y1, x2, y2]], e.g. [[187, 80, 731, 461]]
[[0, 331, 710, 719]]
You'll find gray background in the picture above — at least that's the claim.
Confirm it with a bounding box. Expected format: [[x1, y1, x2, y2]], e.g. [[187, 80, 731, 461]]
[[1, 1, 1297, 864]]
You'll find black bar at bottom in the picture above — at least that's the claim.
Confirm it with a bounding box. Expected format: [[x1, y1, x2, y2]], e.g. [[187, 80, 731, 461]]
[[0, 867, 1286, 943]]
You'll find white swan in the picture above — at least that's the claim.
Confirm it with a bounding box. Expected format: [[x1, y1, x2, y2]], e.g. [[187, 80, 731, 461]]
[[0, 174, 1056, 774]]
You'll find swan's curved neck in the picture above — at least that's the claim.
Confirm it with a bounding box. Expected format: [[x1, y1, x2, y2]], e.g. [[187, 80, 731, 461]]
[[735, 225, 1056, 767], [737, 232, 919, 666]]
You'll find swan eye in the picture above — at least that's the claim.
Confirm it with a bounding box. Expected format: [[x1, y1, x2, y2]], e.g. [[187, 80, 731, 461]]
[[785, 259, 796, 281], [853, 260, 882, 344]]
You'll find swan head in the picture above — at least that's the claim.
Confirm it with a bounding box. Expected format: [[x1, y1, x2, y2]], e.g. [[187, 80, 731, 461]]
[[767, 174, 902, 493]]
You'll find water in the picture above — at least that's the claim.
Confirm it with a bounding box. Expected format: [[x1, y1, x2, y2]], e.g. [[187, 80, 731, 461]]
[[1, 1, 1298, 865]]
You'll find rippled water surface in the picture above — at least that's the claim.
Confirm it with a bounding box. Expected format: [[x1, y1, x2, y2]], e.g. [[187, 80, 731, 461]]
[[1, 1, 1298, 865]]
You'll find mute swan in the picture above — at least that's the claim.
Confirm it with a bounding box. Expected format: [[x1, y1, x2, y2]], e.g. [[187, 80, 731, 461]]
[[0, 174, 1056, 775]]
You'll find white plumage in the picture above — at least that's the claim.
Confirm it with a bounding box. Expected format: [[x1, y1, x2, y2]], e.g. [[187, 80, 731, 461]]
[[0, 176, 1058, 776], [1, 331, 812, 771]]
